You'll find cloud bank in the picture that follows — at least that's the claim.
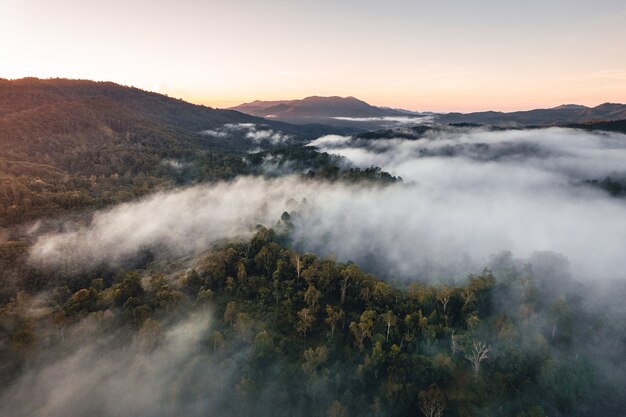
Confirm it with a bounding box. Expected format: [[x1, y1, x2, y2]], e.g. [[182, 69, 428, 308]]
[[200, 123, 292, 145], [29, 127, 626, 282], [332, 115, 433, 125]]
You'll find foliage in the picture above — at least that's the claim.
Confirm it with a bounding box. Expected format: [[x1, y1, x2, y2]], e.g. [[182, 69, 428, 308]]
[[1, 227, 624, 416]]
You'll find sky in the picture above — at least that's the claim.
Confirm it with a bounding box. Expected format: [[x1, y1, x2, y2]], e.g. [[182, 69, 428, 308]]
[[1, 0, 625, 112]]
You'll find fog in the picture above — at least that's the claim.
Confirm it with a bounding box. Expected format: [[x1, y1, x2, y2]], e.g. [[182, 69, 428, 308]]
[[30, 127, 626, 282], [332, 116, 433, 125], [310, 127, 626, 182], [200, 123, 292, 145], [9, 126, 626, 417], [0, 312, 249, 417]]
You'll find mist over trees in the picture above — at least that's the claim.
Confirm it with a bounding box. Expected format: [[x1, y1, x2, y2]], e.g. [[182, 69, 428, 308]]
[[2, 226, 625, 416], [1, 79, 626, 416]]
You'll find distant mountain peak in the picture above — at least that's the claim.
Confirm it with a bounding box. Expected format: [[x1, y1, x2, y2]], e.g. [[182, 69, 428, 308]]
[[229, 95, 409, 122], [595, 102, 624, 109], [553, 104, 589, 110], [437, 101, 626, 126]]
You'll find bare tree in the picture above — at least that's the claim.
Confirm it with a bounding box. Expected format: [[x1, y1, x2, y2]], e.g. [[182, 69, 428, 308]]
[[461, 287, 475, 310], [340, 265, 358, 306], [53, 311, 67, 342], [418, 385, 446, 417], [450, 330, 458, 356], [349, 310, 375, 350], [382, 310, 397, 343], [237, 261, 247, 281], [465, 341, 491, 379], [436, 286, 451, 327], [291, 253, 302, 280]]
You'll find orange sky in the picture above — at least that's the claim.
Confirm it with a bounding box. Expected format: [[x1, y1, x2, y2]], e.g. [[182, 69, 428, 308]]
[[2, 0, 625, 112]]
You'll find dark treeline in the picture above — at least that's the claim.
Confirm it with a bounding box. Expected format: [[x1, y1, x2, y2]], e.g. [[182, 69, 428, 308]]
[[582, 176, 626, 197], [1, 225, 624, 417]]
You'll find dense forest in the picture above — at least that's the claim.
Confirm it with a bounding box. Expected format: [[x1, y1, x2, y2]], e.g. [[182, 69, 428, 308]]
[[1, 79, 626, 417], [1, 224, 624, 416]]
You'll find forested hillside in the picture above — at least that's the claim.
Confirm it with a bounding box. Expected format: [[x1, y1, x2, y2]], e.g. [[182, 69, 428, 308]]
[[0, 79, 363, 226], [1, 225, 624, 416]]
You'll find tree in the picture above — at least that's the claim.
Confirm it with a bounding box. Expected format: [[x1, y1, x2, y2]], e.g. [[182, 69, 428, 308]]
[[234, 312, 253, 342], [467, 269, 495, 316], [349, 309, 375, 350], [291, 253, 302, 280], [304, 285, 322, 311], [237, 260, 247, 281], [465, 341, 492, 379], [436, 285, 451, 327], [325, 305, 344, 336], [64, 287, 99, 315], [253, 330, 272, 358], [450, 330, 458, 356], [255, 245, 273, 277], [297, 307, 315, 338], [226, 276, 235, 292], [184, 269, 202, 294], [416, 309, 435, 340], [52, 310, 67, 342], [196, 288, 213, 307], [114, 272, 144, 307], [224, 301, 237, 326], [418, 385, 446, 417], [340, 264, 359, 305], [461, 286, 475, 312], [372, 281, 391, 305], [303, 345, 328, 378], [209, 330, 224, 353], [139, 318, 163, 350], [381, 310, 397, 343], [154, 285, 183, 311], [327, 401, 349, 417]]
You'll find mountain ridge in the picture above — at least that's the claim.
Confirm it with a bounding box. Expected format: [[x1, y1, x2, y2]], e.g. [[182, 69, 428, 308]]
[[231, 94, 626, 127], [230, 95, 413, 120], [437, 102, 626, 126]]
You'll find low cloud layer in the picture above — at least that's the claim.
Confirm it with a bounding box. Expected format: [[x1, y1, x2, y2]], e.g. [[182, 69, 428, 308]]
[[30, 127, 626, 282], [332, 115, 433, 125], [29, 177, 309, 268], [310, 127, 626, 182], [200, 123, 292, 145]]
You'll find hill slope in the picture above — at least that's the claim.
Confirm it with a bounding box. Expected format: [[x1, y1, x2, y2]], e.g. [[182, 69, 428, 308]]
[[437, 103, 626, 126], [0, 78, 356, 226], [0, 78, 356, 138]]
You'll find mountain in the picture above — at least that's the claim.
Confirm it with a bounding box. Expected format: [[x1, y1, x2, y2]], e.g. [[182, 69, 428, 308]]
[[231, 96, 411, 119], [230, 96, 426, 129], [566, 118, 626, 134], [436, 102, 626, 126], [233, 96, 626, 129]]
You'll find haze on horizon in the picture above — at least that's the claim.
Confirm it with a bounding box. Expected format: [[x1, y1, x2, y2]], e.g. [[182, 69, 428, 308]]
[[2, 0, 626, 112]]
